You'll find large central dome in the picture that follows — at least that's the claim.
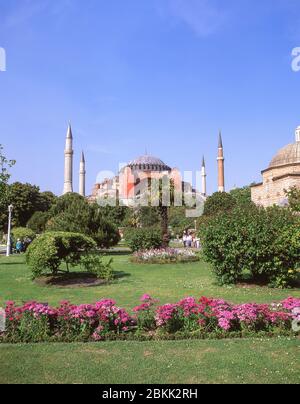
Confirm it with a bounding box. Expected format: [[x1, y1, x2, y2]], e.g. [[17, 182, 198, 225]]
[[269, 142, 300, 168], [127, 155, 171, 171]]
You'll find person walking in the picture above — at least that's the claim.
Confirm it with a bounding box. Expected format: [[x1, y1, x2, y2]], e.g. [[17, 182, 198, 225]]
[[16, 239, 23, 254]]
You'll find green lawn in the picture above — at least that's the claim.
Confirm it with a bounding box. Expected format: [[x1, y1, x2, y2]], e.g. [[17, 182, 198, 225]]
[[0, 253, 299, 384], [0, 338, 299, 384], [0, 253, 299, 309]]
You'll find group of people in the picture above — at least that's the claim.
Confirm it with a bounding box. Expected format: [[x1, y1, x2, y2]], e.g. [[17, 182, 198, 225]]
[[182, 231, 200, 249], [15, 238, 32, 254]]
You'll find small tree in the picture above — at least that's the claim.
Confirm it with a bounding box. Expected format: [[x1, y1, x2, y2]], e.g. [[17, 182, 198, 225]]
[[26, 232, 96, 279]]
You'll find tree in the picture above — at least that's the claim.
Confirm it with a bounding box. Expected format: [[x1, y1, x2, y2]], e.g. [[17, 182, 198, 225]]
[[0, 145, 15, 231], [48, 193, 120, 248], [7, 182, 43, 227], [230, 186, 253, 207], [203, 192, 236, 217], [27, 211, 51, 233], [286, 187, 300, 212]]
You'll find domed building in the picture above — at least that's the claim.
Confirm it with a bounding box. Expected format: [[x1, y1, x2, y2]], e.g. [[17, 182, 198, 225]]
[[91, 154, 194, 205], [251, 126, 300, 207]]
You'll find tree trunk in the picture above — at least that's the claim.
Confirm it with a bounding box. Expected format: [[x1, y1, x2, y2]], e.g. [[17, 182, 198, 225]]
[[159, 206, 169, 248]]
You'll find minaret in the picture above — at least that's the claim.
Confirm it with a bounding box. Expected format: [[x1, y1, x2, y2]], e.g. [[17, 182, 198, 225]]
[[217, 132, 225, 192], [296, 126, 300, 142], [201, 156, 207, 197], [63, 123, 73, 194], [79, 151, 86, 197]]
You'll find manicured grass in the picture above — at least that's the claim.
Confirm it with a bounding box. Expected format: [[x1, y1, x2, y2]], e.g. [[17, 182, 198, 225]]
[[0, 338, 299, 384], [0, 254, 299, 310]]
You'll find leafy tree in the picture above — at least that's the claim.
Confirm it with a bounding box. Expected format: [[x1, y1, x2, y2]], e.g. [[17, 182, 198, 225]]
[[27, 211, 51, 234], [0, 145, 15, 230], [286, 187, 300, 212], [230, 186, 253, 207], [48, 193, 120, 248], [203, 192, 237, 217]]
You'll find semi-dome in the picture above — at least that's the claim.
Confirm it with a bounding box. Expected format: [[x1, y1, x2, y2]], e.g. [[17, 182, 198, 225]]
[[127, 155, 171, 171], [269, 127, 300, 168]]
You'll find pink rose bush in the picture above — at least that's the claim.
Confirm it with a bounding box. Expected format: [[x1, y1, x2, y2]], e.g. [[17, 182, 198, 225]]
[[1, 296, 299, 342]]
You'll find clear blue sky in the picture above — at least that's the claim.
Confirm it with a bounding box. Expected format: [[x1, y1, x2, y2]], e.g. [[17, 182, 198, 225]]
[[1, 0, 300, 196]]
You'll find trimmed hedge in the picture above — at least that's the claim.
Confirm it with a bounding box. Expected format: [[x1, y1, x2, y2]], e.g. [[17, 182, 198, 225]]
[[26, 232, 96, 279]]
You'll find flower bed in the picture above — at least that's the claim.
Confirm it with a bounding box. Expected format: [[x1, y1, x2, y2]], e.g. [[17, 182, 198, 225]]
[[1, 296, 299, 343], [131, 248, 200, 264]]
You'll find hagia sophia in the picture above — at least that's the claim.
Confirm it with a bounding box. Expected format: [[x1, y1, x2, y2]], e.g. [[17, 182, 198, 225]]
[[62, 123, 300, 208]]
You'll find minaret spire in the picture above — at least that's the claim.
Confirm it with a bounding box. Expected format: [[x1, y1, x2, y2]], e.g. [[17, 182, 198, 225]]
[[79, 151, 86, 197], [63, 123, 74, 194], [217, 131, 225, 192], [296, 126, 300, 142], [201, 155, 207, 197]]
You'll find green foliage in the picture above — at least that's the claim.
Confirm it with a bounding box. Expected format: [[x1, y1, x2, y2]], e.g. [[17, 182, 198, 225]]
[[27, 211, 50, 233], [200, 205, 300, 288], [203, 192, 237, 217], [80, 253, 114, 281], [286, 187, 300, 212], [0, 145, 15, 230], [26, 232, 96, 279], [229, 186, 253, 207], [169, 206, 194, 235], [6, 182, 56, 228], [124, 227, 162, 252], [11, 227, 36, 242], [48, 193, 120, 248]]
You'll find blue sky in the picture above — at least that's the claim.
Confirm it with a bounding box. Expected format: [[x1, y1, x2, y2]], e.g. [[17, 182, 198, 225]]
[[1, 0, 300, 196]]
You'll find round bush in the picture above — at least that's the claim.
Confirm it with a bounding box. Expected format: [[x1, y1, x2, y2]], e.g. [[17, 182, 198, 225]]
[[200, 205, 300, 288], [26, 231, 96, 279], [124, 228, 162, 252]]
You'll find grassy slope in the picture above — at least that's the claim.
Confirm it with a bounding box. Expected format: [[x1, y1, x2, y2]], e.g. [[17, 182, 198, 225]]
[[0, 254, 299, 309], [0, 338, 299, 384]]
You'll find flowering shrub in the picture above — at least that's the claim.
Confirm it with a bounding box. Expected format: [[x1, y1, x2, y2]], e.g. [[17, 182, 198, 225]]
[[1, 296, 299, 343], [132, 248, 200, 264]]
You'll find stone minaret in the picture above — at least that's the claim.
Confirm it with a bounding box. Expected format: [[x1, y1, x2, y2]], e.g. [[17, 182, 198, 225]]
[[217, 132, 225, 192], [79, 151, 86, 197], [296, 126, 300, 142], [201, 156, 207, 197], [63, 123, 74, 194]]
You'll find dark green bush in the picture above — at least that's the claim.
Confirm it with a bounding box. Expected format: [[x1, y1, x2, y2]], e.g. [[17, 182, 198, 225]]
[[26, 232, 96, 279], [200, 205, 300, 288], [124, 227, 162, 252]]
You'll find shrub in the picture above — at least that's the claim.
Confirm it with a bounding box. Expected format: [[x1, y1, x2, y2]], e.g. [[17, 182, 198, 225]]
[[27, 211, 50, 233], [11, 227, 36, 242], [80, 253, 114, 281], [132, 248, 200, 264], [200, 205, 300, 287], [26, 232, 96, 279], [124, 227, 162, 252]]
